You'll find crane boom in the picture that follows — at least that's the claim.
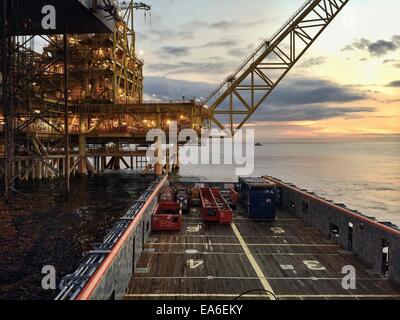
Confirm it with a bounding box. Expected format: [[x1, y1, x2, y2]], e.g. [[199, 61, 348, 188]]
[[205, 0, 350, 135]]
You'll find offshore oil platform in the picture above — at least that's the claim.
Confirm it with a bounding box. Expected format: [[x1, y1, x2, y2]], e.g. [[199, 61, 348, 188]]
[[1, 0, 400, 301]]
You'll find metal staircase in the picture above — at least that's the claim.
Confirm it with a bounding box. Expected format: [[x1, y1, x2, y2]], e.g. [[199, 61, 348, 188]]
[[205, 0, 350, 135]]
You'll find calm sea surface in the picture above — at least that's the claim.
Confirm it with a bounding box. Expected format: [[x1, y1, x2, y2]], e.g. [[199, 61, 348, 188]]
[[180, 140, 400, 227]]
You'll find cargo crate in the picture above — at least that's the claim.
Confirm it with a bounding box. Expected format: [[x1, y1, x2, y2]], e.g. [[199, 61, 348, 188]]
[[152, 201, 182, 231], [239, 177, 277, 219]]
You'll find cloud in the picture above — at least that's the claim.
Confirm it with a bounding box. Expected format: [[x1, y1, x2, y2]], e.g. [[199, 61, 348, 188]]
[[209, 19, 264, 31], [227, 47, 249, 57], [387, 81, 400, 87], [343, 35, 400, 57], [227, 43, 256, 58], [201, 40, 237, 48], [369, 40, 397, 56], [299, 56, 326, 68], [147, 61, 235, 76], [383, 59, 399, 64], [252, 105, 375, 122], [156, 40, 238, 58], [146, 29, 195, 41], [266, 78, 366, 106], [159, 46, 191, 57], [144, 77, 372, 122], [144, 77, 213, 100]]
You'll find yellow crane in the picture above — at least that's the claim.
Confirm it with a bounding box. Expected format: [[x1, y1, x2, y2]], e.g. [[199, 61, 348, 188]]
[[205, 0, 350, 135]]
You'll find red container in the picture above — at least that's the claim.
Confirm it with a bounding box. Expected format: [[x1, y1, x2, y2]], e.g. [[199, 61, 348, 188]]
[[200, 188, 219, 222], [212, 189, 233, 224], [152, 202, 182, 231], [200, 188, 233, 224]]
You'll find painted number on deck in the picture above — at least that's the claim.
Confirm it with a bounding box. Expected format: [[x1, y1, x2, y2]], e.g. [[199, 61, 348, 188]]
[[303, 260, 326, 271], [271, 227, 286, 235], [187, 260, 204, 270], [280, 265, 295, 271], [187, 225, 201, 233]]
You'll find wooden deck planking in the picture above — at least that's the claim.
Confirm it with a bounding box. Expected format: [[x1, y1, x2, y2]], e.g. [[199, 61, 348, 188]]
[[126, 279, 265, 300], [125, 206, 400, 300], [133, 253, 257, 278]]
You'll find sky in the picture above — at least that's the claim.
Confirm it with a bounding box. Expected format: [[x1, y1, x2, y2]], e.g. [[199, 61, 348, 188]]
[[132, 0, 400, 140]]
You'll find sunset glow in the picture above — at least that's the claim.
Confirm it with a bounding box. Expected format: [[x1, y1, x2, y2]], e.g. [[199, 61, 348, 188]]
[[136, 0, 400, 139]]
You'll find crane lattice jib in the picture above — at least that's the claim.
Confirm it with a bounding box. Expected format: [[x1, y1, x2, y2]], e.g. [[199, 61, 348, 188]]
[[206, 0, 350, 135]]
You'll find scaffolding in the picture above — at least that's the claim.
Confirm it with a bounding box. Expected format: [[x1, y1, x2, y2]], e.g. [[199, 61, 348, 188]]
[[0, 1, 157, 196]]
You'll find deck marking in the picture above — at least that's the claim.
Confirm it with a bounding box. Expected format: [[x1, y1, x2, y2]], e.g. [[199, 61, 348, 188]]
[[187, 259, 204, 270], [277, 294, 400, 299], [152, 235, 331, 239], [125, 294, 400, 299], [150, 252, 344, 257], [187, 225, 201, 233], [149, 243, 339, 247], [233, 218, 302, 221], [209, 240, 214, 252], [271, 227, 286, 235], [185, 250, 199, 254], [303, 260, 326, 271], [133, 276, 391, 281], [280, 265, 295, 271], [231, 222, 276, 300], [125, 294, 271, 298], [135, 268, 150, 274]]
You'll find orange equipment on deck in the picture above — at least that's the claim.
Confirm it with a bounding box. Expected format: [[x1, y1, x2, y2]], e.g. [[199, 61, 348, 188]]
[[200, 188, 233, 224], [152, 202, 182, 231]]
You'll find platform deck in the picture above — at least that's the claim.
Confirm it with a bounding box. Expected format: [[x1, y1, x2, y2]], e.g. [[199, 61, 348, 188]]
[[125, 208, 400, 300]]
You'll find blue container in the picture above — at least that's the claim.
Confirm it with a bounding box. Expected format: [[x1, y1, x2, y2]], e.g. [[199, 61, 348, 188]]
[[239, 178, 277, 219]]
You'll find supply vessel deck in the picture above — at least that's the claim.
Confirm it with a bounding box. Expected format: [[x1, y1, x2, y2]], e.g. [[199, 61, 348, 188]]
[[56, 176, 400, 301]]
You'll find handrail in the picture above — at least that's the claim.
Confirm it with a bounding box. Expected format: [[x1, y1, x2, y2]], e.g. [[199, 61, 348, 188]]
[[205, 0, 317, 104], [264, 176, 400, 236]]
